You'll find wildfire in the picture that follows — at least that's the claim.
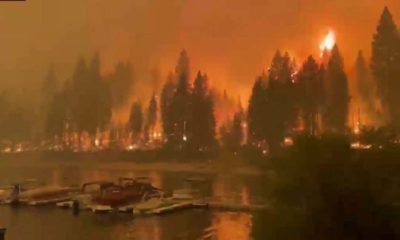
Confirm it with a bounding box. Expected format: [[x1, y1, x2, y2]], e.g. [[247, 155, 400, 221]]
[[319, 30, 336, 52]]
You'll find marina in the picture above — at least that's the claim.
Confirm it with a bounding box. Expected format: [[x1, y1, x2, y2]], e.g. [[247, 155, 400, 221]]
[[0, 158, 268, 239], [0, 177, 268, 216]]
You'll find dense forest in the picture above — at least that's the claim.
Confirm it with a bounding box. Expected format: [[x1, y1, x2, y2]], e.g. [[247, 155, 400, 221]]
[[0, 7, 400, 157]]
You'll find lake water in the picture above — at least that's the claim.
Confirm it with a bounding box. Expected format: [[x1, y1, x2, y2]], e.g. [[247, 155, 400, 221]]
[[0, 157, 268, 240]]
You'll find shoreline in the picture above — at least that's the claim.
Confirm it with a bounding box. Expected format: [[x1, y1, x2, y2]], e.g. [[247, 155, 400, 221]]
[[0, 151, 265, 176]]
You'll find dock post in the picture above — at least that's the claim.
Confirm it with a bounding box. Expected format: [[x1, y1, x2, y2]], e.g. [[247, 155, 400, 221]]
[[0, 228, 6, 240], [72, 200, 80, 216]]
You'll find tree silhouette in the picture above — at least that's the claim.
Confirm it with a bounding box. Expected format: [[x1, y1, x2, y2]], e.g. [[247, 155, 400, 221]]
[[355, 51, 375, 123], [167, 50, 192, 148], [160, 73, 176, 142], [41, 64, 58, 108], [221, 110, 243, 152], [70, 57, 89, 135], [144, 93, 157, 141], [45, 91, 67, 140], [0, 93, 31, 144], [108, 62, 134, 108], [297, 56, 323, 135], [371, 6, 400, 128], [38, 64, 58, 141], [128, 101, 143, 144], [248, 75, 267, 144], [265, 51, 297, 152], [67, 54, 112, 149], [323, 45, 349, 133], [190, 72, 216, 152], [248, 51, 297, 153]]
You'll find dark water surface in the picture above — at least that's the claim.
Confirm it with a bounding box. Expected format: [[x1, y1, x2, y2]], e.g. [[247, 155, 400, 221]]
[[0, 158, 268, 240]]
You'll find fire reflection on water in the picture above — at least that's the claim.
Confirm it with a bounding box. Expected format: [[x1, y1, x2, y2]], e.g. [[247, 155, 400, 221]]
[[208, 175, 253, 240], [212, 175, 252, 205], [124, 217, 161, 240], [211, 212, 253, 240], [241, 185, 250, 206], [80, 169, 114, 184], [116, 173, 253, 240]]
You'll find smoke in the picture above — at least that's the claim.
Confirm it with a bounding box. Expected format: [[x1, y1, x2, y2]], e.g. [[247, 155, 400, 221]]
[[0, 0, 399, 122]]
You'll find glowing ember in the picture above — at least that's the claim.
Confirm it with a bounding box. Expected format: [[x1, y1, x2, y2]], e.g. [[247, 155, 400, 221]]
[[319, 30, 336, 52]]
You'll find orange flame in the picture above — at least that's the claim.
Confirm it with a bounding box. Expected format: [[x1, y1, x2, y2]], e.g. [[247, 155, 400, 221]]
[[319, 30, 336, 52]]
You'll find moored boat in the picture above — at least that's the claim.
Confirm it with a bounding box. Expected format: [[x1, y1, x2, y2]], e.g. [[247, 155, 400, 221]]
[[89, 177, 160, 212], [19, 185, 80, 206], [0, 179, 76, 206], [56, 181, 115, 210]]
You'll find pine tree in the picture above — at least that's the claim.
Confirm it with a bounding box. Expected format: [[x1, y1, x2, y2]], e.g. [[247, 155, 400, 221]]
[[264, 51, 297, 152], [190, 72, 216, 152], [86, 53, 111, 135], [247, 51, 298, 151], [297, 56, 321, 135], [39, 65, 58, 140], [70, 57, 89, 135], [128, 101, 143, 143], [69, 54, 111, 147], [108, 62, 134, 108], [324, 45, 350, 132], [0, 93, 31, 143], [45, 91, 68, 140], [220, 110, 243, 152], [97, 80, 112, 132], [145, 93, 157, 140], [160, 73, 176, 141], [168, 50, 192, 148], [356, 51, 375, 120], [175, 50, 190, 94], [41, 65, 58, 108], [231, 111, 244, 150], [371, 7, 400, 127], [220, 96, 244, 151], [247, 75, 267, 143]]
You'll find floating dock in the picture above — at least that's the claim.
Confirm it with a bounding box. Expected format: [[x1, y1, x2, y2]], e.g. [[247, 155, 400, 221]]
[[132, 198, 269, 216], [5, 194, 269, 216], [146, 201, 193, 215], [207, 202, 270, 212]]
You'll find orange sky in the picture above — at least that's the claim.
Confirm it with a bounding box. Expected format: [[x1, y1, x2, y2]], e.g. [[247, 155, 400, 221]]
[[0, 0, 399, 106]]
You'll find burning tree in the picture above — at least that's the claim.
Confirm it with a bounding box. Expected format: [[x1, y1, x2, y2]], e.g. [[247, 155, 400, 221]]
[[159, 50, 217, 155], [107, 62, 134, 108], [40, 55, 115, 150], [128, 101, 143, 144], [144, 93, 158, 142]]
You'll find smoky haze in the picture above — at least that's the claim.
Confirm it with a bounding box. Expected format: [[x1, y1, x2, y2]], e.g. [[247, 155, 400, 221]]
[[0, 0, 399, 106]]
